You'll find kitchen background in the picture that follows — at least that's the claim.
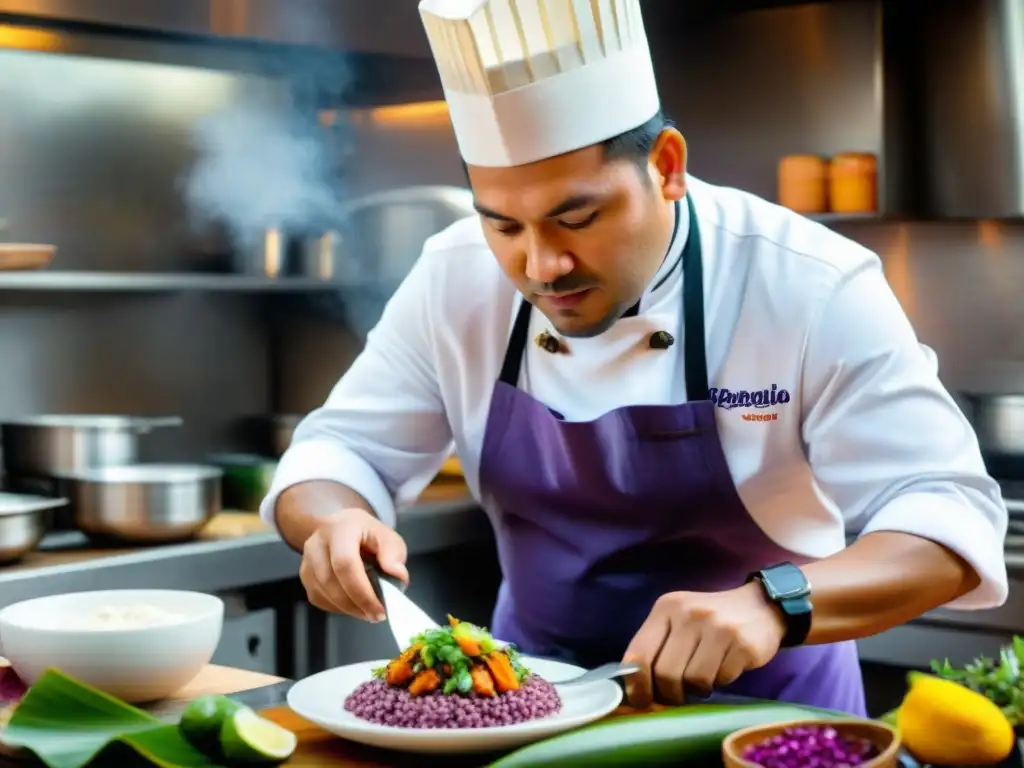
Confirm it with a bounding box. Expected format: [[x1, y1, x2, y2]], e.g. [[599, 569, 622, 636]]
[[0, 0, 1019, 715], [0, 0, 1017, 436]]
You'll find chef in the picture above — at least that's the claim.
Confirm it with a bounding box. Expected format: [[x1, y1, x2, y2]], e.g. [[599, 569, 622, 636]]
[[260, 0, 1009, 715]]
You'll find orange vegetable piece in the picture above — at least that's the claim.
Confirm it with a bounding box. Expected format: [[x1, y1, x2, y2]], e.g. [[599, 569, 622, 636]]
[[470, 664, 496, 697], [399, 643, 422, 664], [484, 652, 520, 692], [385, 659, 415, 687], [408, 668, 442, 697], [384, 642, 423, 687], [448, 614, 460, 627], [456, 635, 482, 657]]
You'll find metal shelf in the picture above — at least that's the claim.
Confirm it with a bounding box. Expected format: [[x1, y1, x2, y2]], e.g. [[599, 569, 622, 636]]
[[0, 271, 358, 293], [806, 212, 889, 224]]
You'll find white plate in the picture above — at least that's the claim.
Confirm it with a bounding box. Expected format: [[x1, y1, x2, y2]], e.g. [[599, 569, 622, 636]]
[[286, 657, 623, 755]]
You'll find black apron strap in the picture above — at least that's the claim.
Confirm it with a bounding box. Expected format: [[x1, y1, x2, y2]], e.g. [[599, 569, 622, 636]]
[[681, 194, 709, 402], [497, 194, 708, 401], [498, 296, 533, 386]]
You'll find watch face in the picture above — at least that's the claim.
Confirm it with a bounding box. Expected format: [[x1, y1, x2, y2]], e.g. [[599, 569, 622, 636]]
[[765, 564, 809, 600]]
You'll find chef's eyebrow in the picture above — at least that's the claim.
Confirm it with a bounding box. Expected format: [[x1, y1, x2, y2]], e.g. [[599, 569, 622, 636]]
[[544, 195, 599, 218], [473, 202, 516, 222], [473, 194, 600, 223]]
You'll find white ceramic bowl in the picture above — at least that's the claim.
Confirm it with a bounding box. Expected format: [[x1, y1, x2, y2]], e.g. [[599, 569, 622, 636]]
[[0, 589, 223, 703]]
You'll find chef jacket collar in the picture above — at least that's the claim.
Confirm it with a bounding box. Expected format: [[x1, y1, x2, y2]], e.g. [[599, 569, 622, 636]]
[[628, 196, 689, 317]]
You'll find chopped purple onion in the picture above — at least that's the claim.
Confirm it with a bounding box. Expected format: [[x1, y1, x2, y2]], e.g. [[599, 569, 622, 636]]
[[0, 663, 26, 705], [742, 724, 881, 768]]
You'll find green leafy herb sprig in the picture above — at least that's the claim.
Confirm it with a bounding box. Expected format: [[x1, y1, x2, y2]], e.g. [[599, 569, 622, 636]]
[[931, 635, 1024, 726], [504, 642, 531, 683], [416, 627, 476, 695]]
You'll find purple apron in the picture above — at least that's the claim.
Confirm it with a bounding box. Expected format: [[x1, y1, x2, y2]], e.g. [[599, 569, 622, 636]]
[[477, 196, 866, 715]]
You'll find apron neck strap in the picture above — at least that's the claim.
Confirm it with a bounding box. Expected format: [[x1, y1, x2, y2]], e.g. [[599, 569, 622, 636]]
[[681, 194, 709, 402]]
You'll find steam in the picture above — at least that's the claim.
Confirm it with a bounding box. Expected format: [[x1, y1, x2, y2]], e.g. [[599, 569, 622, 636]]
[[174, 13, 397, 336], [182, 101, 345, 251], [179, 0, 355, 254]]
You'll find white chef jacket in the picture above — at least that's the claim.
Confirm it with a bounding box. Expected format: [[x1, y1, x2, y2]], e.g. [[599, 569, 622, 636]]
[[260, 175, 1009, 610]]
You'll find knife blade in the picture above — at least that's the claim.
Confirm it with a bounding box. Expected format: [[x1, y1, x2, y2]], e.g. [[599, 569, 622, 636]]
[[366, 562, 442, 651]]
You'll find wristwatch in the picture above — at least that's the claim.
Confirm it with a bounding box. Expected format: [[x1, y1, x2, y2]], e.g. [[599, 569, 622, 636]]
[[747, 561, 813, 648]]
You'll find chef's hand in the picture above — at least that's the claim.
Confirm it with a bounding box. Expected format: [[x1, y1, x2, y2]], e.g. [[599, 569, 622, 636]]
[[622, 582, 787, 707], [298, 507, 409, 623]]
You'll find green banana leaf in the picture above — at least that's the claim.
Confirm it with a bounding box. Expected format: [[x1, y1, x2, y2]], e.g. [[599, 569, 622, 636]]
[[2, 669, 221, 768]]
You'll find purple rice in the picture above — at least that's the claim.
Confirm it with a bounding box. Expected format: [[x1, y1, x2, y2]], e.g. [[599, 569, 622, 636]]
[[344, 675, 562, 729]]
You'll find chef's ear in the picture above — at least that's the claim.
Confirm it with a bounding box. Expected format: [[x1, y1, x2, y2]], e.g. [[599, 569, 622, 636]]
[[650, 128, 687, 201]]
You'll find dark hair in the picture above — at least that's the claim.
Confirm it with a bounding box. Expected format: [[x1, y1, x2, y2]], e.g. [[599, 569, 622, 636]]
[[601, 109, 673, 168]]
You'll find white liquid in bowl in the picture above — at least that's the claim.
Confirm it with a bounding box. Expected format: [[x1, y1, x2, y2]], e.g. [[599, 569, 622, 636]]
[[73, 604, 186, 630]]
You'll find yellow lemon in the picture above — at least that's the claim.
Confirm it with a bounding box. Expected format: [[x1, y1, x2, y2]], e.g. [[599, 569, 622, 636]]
[[897, 673, 1014, 766]]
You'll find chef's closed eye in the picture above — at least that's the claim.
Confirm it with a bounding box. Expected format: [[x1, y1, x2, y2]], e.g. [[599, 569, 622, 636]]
[[559, 211, 600, 230], [494, 222, 523, 236], [490, 213, 599, 235]]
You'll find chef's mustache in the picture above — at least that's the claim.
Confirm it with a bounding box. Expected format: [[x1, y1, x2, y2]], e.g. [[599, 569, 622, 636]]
[[533, 274, 597, 295]]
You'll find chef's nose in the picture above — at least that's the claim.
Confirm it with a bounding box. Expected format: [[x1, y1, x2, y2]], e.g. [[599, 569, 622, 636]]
[[523, 231, 573, 285]]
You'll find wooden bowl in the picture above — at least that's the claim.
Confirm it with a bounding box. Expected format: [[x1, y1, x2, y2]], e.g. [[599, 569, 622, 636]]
[[0, 244, 55, 271], [722, 718, 901, 768]]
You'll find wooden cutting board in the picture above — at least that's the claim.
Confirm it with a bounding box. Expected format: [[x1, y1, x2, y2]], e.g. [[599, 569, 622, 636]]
[[169, 665, 282, 702]]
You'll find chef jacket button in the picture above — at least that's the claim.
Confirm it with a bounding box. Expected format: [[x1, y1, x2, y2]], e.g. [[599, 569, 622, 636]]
[[649, 331, 675, 350], [536, 331, 563, 354]]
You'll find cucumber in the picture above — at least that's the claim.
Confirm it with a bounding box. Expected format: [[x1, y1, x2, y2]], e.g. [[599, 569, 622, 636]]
[[489, 702, 849, 767]]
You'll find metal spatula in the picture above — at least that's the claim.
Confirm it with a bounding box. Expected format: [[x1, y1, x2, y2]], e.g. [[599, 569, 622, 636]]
[[548, 661, 641, 686]]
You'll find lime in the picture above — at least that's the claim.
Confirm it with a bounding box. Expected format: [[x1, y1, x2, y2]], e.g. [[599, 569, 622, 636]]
[[179, 694, 244, 755], [220, 706, 298, 764]]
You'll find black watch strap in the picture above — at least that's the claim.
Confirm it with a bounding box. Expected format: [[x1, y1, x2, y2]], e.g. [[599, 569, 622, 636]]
[[747, 562, 813, 648], [777, 596, 813, 648]]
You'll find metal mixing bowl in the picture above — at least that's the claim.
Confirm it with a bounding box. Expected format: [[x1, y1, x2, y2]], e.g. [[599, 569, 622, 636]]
[[61, 464, 222, 544], [0, 492, 68, 562]]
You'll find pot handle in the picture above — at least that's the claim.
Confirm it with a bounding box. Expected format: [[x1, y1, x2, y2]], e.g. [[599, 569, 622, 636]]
[[132, 416, 184, 433]]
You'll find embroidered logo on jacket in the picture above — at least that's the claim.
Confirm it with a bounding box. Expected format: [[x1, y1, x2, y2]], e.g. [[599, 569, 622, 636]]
[[709, 385, 791, 422]]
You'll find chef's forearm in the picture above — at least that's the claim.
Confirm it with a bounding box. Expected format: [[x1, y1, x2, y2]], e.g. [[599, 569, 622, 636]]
[[800, 531, 981, 645], [274, 480, 377, 552]]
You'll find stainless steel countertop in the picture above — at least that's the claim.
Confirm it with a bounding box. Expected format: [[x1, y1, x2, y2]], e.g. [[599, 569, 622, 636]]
[[0, 496, 491, 607], [6, 489, 1021, 625]]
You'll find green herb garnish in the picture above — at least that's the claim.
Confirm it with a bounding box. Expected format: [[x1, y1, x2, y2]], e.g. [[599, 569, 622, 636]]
[[456, 668, 473, 694], [421, 646, 436, 669], [930, 634, 1024, 725], [384, 616, 530, 697]]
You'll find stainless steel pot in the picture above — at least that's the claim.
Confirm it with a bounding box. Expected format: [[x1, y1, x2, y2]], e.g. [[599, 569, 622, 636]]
[[0, 415, 183, 476], [61, 463, 221, 543], [0, 492, 67, 562], [960, 393, 1024, 479], [339, 185, 475, 280], [232, 227, 290, 278], [325, 185, 476, 339], [963, 394, 1024, 454], [299, 230, 345, 281]]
